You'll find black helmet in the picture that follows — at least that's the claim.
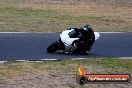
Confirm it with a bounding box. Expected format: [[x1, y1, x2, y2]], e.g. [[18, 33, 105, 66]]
[[83, 24, 92, 31]]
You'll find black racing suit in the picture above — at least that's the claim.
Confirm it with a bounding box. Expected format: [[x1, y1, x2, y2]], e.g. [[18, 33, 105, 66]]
[[67, 28, 95, 54]]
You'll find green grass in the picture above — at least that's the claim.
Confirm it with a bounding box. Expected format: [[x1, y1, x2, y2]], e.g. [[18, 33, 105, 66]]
[[0, 58, 132, 77], [0, 6, 78, 32], [0, 6, 131, 32]]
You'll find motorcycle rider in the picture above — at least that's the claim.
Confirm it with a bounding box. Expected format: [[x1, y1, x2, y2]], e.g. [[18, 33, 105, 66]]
[[67, 24, 95, 54]]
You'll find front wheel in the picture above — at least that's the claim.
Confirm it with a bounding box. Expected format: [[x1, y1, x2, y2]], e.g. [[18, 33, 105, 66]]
[[47, 40, 65, 53], [47, 41, 59, 53]]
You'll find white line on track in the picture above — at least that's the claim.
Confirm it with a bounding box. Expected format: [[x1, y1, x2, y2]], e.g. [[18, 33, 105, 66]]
[[40, 59, 58, 61], [0, 61, 8, 63], [15, 60, 27, 62], [99, 32, 126, 33], [0, 32, 129, 34], [0, 32, 53, 33], [0, 57, 132, 63]]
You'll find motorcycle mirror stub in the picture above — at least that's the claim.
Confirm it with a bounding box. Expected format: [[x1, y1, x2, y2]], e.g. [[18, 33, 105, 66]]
[[94, 32, 100, 40]]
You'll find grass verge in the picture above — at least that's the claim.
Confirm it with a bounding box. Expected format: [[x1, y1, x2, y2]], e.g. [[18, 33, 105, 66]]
[[0, 58, 132, 78], [0, 58, 132, 88], [0, 1, 132, 32]]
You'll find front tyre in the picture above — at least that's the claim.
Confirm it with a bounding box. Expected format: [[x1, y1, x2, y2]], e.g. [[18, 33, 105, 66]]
[[47, 41, 59, 53]]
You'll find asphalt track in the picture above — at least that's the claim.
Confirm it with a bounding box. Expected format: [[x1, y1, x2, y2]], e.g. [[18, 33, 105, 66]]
[[0, 32, 132, 61]]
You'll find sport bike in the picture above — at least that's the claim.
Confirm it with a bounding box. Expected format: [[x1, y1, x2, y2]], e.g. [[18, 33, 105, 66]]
[[47, 24, 100, 54]]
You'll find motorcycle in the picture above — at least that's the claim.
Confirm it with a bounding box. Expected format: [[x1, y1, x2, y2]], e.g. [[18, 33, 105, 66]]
[[47, 24, 100, 54]]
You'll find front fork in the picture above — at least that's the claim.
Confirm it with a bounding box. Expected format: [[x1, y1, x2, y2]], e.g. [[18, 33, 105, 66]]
[[57, 38, 65, 50]]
